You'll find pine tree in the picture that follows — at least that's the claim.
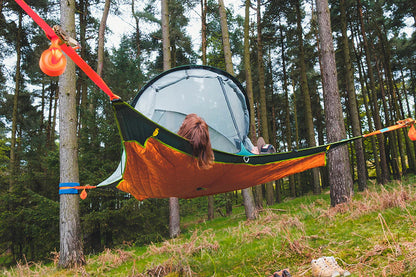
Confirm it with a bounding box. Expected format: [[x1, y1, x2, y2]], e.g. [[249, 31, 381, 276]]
[[316, 0, 353, 206], [58, 0, 85, 267], [340, 0, 367, 191], [242, 0, 257, 220]]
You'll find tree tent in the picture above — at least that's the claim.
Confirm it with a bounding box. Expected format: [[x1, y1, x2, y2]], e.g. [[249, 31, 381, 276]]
[[15, 0, 416, 201], [98, 65, 334, 200]]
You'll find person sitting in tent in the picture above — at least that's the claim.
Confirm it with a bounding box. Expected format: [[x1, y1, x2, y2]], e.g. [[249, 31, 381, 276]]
[[178, 113, 275, 164], [177, 113, 215, 169]]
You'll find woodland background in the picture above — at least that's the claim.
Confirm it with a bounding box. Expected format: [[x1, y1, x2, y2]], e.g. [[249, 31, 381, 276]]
[[0, 0, 415, 267]]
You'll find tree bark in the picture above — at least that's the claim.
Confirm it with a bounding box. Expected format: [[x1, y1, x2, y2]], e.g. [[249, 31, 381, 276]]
[[162, 0, 171, 70], [201, 0, 207, 66], [218, 0, 235, 216], [207, 195, 215, 220], [169, 197, 181, 238], [241, 188, 256, 220], [316, 0, 353, 206], [352, 26, 382, 184], [162, 0, 180, 238], [242, 0, 257, 220], [311, 1, 330, 189], [374, 55, 401, 179], [256, 0, 269, 142], [253, 0, 273, 208], [398, 67, 416, 172], [58, 0, 85, 268], [340, 0, 367, 191], [132, 0, 142, 61], [201, 0, 214, 220], [377, 25, 407, 176], [218, 0, 233, 75], [97, 0, 110, 77], [78, 0, 89, 144], [292, 79, 302, 187], [295, 0, 321, 194], [280, 25, 295, 197], [244, 0, 256, 141], [9, 10, 22, 191], [357, 0, 389, 184]]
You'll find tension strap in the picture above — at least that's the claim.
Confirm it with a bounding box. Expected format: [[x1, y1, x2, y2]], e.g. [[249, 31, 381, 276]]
[[14, 0, 120, 101]]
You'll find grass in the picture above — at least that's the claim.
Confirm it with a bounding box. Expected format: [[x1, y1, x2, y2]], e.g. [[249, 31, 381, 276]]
[[3, 176, 416, 276]]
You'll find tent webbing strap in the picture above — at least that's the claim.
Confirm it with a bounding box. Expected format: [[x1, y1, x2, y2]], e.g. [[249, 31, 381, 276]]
[[15, 0, 120, 101]]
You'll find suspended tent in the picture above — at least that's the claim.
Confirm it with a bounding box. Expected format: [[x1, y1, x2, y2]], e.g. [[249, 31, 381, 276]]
[[97, 65, 333, 200], [97, 65, 256, 189], [94, 66, 416, 200], [15, 0, 416, 201]]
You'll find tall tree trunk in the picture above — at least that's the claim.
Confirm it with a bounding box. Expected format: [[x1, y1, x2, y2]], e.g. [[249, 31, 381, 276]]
[[352, 26, 382, 183], [219, 0, 252, 216], [46, 83, 53, 149], [340, 0, 367, 191], [201, 0, 207, 66], [40, 82, 46, 134], [162, 0, 180, 238], [47, 83, 59, 151], [97, 0, 110, 77], [280, 25, 296, 197], [52, 86, 58, 147], [256, 0, 269, 142], [241, 0, 257, 220], [58, 0, 85, 268], [358, 62, 380, 181], [244, 1, 256, 141], [132, 0, 142, 61], [311, 2, 330, 188], [218, 0, 233, 75], [295, 0, 321, 194], [218, 0, 234, 217], [316, 0, 353, 206], [78, 0, 89, 143], [169, 197, 180, 237], [162, 0, 171, 69], [265, 49, 275, 206], [207, 195, 214, 220], [9, 10, 22, 190], [378, 26, 407, 176], [375, 56, 401, 179], [241, 188, 256, 220], [253, 0, 272, 208], [293, 79, 301, 187], [357, 0, 389, 184], [87, 0, 110, 152], [201, 0, 215, 220], [398, 67, 416, 172]]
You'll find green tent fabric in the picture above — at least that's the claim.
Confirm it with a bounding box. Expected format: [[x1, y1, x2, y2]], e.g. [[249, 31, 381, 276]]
[[98, 65, 351, 200]]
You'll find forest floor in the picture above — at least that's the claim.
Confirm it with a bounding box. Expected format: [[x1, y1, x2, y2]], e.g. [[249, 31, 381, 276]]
[[3, 176, 416, 276]]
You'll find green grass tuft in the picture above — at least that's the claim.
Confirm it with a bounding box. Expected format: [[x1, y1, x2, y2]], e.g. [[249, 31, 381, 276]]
[[3, 177, 416, 276]]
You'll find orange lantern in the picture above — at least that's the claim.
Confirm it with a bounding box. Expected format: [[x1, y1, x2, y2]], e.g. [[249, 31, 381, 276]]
[[39, 38, 66, 76], [408, 125, 416, 141]]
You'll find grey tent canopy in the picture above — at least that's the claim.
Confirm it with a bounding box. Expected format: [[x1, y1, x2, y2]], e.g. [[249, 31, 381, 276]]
[[98, 65, 256, 187]]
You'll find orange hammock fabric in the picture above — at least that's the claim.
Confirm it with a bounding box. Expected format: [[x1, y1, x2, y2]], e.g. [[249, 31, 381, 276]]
[[118, 138, 326, 200]]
